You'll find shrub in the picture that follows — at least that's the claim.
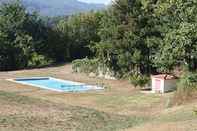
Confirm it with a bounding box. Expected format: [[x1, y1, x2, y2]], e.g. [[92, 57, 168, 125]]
[[28, 53, 52, 67], [72, 58, 99, 74], [129, 73, 150, 88], [174, 72, 197, 104]]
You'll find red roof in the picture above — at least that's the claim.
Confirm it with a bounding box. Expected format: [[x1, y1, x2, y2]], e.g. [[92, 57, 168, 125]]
[[151, 74, 177, 80]]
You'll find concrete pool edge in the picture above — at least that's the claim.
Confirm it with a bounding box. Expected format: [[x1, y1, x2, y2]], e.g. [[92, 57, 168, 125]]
[[6, 77, 104, 93]]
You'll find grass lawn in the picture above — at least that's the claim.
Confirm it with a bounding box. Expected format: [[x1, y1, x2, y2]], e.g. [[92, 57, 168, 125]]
[[0, 91, 146, 131], [0, 64, 197, 131]]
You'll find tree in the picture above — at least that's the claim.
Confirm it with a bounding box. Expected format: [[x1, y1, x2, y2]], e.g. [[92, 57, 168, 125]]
[[92, 0, 158, 76], [0, 0, 33, 70], [154, 0, 197, 72], [57, 11, 103, 60]]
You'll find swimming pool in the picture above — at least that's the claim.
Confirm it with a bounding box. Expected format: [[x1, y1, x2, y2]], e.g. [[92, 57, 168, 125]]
[[8, 77, 103, 92]]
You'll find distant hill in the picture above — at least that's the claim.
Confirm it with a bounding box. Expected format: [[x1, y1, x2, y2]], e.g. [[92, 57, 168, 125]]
[[0, 0, 105, 16]]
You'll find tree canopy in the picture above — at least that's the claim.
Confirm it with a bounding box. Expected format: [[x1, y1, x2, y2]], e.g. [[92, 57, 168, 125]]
[[0, 0, 196, 75]]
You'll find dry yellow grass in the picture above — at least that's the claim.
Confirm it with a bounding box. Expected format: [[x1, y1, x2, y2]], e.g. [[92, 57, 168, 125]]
[[0, 64, 197, 131]]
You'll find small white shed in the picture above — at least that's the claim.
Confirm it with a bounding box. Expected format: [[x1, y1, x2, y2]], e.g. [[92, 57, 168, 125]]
[[151, 74, 177, 93]]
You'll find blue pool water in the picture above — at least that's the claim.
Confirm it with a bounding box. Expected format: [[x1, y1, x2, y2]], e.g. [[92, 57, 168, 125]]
[[12, 77, 103, 92]]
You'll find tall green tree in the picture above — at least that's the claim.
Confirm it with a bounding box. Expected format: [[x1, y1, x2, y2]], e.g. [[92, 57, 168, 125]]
[[57, 11, 103, 60], [154, 0, 197, 72], [92, 0, 159, 76], [0, 1, 33, 70]]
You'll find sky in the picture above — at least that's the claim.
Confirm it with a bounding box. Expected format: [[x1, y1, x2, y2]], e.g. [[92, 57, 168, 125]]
[[78, 0, 111, 5]]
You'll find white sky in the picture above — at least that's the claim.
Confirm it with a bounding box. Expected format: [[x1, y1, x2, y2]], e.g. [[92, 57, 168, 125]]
[[78, 0, 111, 5]]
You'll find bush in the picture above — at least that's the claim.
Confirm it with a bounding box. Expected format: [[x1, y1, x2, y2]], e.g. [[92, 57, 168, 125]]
[[72, 58, 99, 74], [174, 72, 197, 104], [28, 53, 52, 67], [129, 73, 150, 88]]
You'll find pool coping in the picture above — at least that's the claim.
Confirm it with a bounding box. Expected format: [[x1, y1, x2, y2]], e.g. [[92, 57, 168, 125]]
[[7, 77, 104, 93]]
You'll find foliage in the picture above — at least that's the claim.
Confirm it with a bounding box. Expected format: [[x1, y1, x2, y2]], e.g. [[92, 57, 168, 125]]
[[91, 0, 197, 77], [177, 72, 197, 94], [43, 26, 69, 62], [0, 1, 33, 70], [174, 72, 197, 104], [57, 11, 103, 60], [28, 53, 52, 67], [154, 0, 197, 72], [129, 73, 150, 88], [72, 58, 99, 74], [0, 1, 69, 70], [90, 0, 197, 88], [92, 0, 160, 77]]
